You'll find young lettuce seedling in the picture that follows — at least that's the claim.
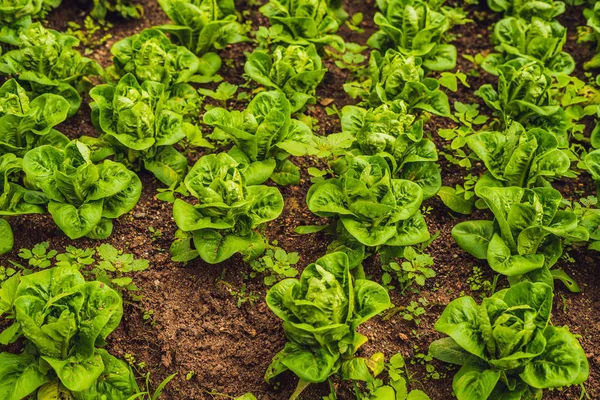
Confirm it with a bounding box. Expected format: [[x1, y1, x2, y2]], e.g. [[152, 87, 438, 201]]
[[0, 266, 140, 399], [170, 153, 284, 264], [0, 79, 70, 156], [90, 0, 144, 20], [245, 44, 327, 112], [487, 0, 565, 21], [87, 73, 211, 186], [429, 281, 589, 400], [0, 0, 61, 46], [203, 90, 313, 186], [478, 58, 569, 145], [344, 50, 451, 117], [265, 252, 392, 398], [0, 23, 103, 117], [157, 0, 248, 76], [259, 0, 347, 52], [368, 0, 457, 72], [452, 186, 588, 291], [0, 154, 45, 255], [22, 141, 142, 240], [307, 155, 430, 252], [482, 17, 575, 76], [335, 102, 441, 199], [107, 28, 206, 86]]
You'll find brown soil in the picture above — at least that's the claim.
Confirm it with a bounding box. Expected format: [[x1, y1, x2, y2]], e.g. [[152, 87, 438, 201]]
[[0, 1, 599, 400]]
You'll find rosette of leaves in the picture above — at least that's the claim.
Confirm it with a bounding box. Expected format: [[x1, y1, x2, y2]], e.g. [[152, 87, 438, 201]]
[[0, 266, 140, 399], [307, 155, 429, 250], [0, 153, 45, 255], [203, 91, 313, 186], [478, 58, 568, 147], [89, 73, 204, 186], [565, 192, 600, 252], [244, 44, 327, 112], [163, 82, 204, 123], [0, 0, 61, 45], [487, 0, 565, 20], [583, 2, 600, 69], [586, 149, 600, 192], [259, 0, 346, 52], [452, 186, 588, 291], [0, 23, 103, 117], [481, 17, 575, 76], [368, 0, 457, 71], [22, 141, 142, 240], [157, 0, 247, 76], [170, 153, 284, 264], [0, 79, 69, 157], [345, 50, 450, 117], [468, 122, 571, 194], [429, 281, 589, 400], [107, 28, 203, 87], [265, 251, 392, 395], [90, 0, 143, 20], [580, 212, 600, 252], [107, 28, 206, 118], [334, 103, 441, 199]]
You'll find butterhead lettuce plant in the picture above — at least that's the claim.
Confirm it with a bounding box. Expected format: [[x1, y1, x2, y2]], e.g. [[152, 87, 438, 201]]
[[90, 0, 143, 20], [368, 0, 457, 71], [583, 1, 600, 69], [452, 186, 587, 291], [0, 153, 45, 255], [171, 153, 284, 264], [0, 266, 140, 399], [244, 44, 327, 112], [23, 141, 142, 240], [467, 122, 571, 194], [265, 251, 392, 394], [478, 58, 568, 146], [107, 28, 205, 119], [157, 0, 248, 75], [89, 73, 202, 186], [259, 0, 346, 52], [0, 0, 60, 45], [0, 23, 103, 117], [345, 50, 451, 117], [429, 281, 589, 400], [334, 103, 441, 199], [203, 90, 313, 186], [586, 148, 600, 192], [482, 17, 575, 76], [107, 28, 202, 87], [487, 0, 565, 20], [0, 79, 69, 156], [307, 155, 429, 249]]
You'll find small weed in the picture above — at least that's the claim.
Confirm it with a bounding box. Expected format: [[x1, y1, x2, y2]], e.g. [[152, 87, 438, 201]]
[[383, 297, 429, 326], [143, 309, 156, 327], [18, 242, 57, 269], [466, 266, 493, 295], [125, 353, 147, 371], [219, 281, 260, 308], [11, 242, 149, 300], [248, 243, 299, 285], [438, 102, 489, 169], [66, 17, 113, 54], [0, 265, 16, 282], [148, 226, 163, 241], [382, 247, 436, 294], [55, 245, 96, 269]]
